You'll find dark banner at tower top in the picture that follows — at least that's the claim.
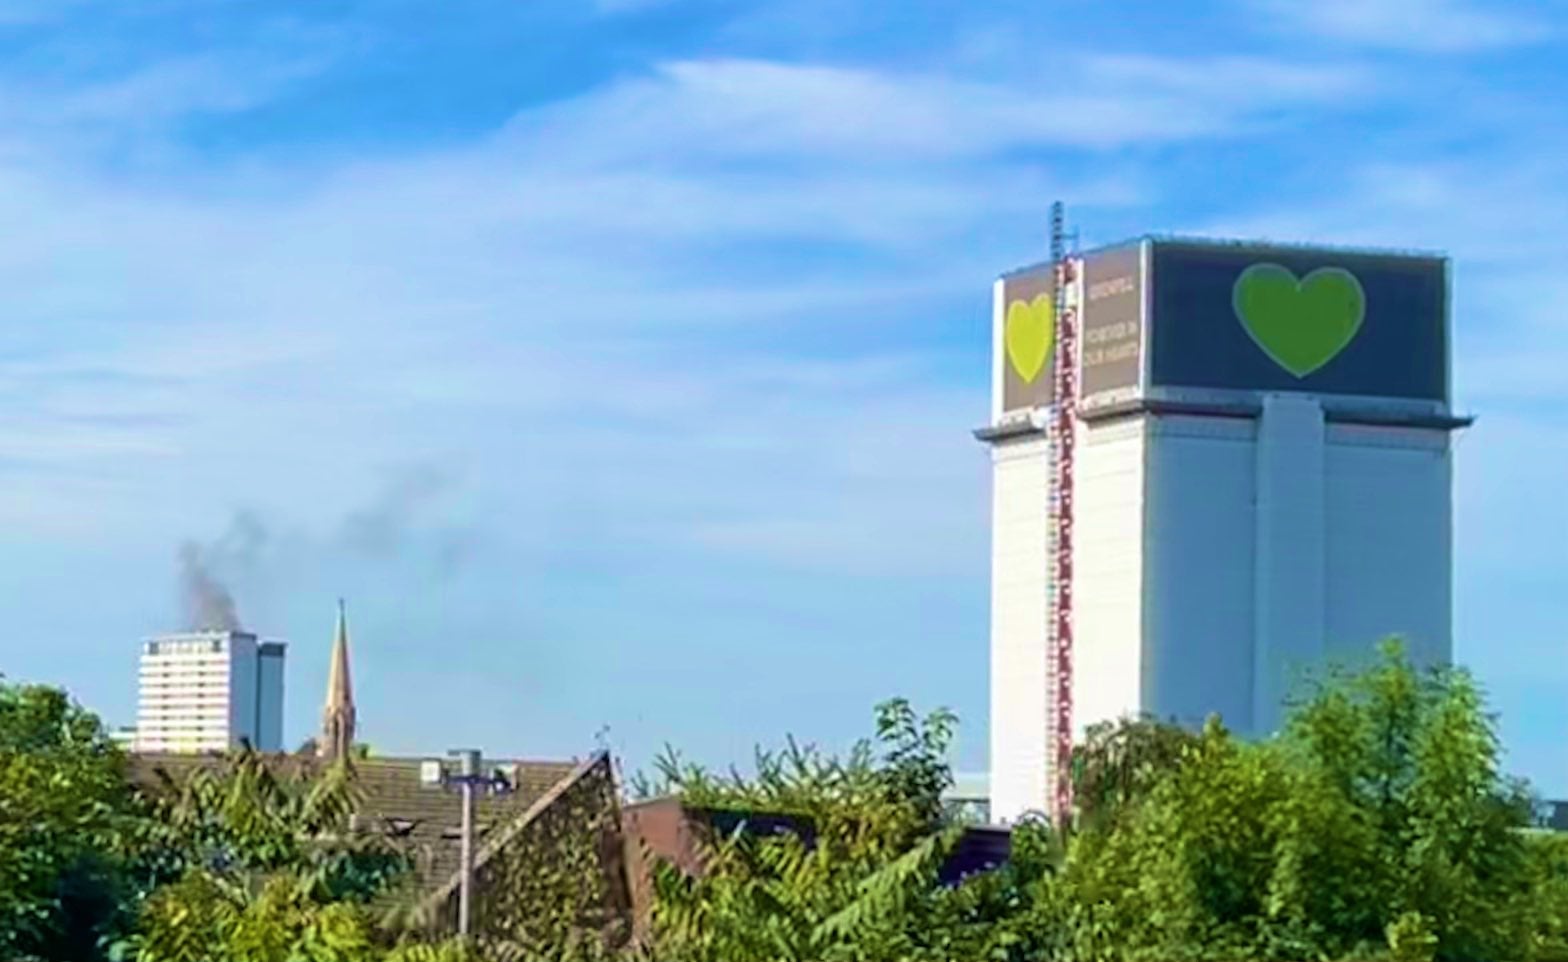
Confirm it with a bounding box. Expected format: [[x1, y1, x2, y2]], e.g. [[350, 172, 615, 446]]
[[988, 236, 1449, 428], [1147, 239, 1449, 404], [997, 263, 1056, 413], [1080, 243, 1144, 410]]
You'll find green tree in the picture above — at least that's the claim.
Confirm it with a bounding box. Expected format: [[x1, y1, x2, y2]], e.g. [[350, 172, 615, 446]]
[[114, 749, 410, 961], [1070, 714, 1198, 833], [1524, 830, 1568, 961], [1282, 638, 1536, 960], [0, 679, 141, 961], [1058, 715, 1299, 960], [127, 871, 380, 962], [641, 698, 966, 962], [1054, 639, 1542, 962], [9, 637, 1568, 962]]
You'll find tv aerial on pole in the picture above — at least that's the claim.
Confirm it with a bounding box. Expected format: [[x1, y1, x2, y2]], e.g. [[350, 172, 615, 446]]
[[423, 749, 515, 938]]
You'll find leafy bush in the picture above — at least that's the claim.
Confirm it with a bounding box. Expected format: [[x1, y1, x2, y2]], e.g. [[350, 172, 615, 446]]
[[5, 639, 1568, 961], [0, 680, 142, 961]]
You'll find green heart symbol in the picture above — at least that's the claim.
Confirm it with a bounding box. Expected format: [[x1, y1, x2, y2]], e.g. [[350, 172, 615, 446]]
[[1005, 294, 1054, 384], [1233, 263, 1365, 378]]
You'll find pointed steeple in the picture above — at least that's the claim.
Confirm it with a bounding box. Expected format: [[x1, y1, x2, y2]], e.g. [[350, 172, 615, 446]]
[[320, 598, 357, 761]]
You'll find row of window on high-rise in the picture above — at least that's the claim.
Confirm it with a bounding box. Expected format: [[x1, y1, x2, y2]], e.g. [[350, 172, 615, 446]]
[[140, 645, 228, 661]]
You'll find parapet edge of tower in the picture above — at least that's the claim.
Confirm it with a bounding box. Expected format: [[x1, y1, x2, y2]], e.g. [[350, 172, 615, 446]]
[[997, 233, 1449, 280], [974, 399, 1475, 443], [973, 418, 1047, 443], [141, 629, 260, 644]]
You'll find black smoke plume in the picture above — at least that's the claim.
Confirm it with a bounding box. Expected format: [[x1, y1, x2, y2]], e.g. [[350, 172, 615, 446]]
[[177, 510, 268, 632]]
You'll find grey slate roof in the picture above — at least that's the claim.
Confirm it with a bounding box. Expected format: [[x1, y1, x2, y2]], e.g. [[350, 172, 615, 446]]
[[128, 752, 582, 902]]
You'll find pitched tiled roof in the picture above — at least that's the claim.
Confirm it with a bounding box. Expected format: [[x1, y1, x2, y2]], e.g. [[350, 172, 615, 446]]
[[128, 752, 581, 902], [418, 752, 613, 919]]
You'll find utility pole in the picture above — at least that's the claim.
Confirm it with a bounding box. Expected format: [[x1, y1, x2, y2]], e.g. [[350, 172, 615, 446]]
[[453, 749, 479, 937], [435, 748, 513, 939]]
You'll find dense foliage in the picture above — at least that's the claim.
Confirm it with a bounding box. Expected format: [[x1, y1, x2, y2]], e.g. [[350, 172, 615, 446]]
[[113, 752, 413, 961], [2, 640, 1567, 961], [630, 643, 1568, 962], [455, 753, 628, 958], [0, 681, 142, 960]]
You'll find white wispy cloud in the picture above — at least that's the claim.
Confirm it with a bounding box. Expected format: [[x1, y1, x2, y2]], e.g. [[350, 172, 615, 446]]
[[48, 53, 323, 125], [0, 34, 1549, 595], [514, 53, 1377, 165], [0, 40, 1414, 584], [0, 4, 1561, 785], [1248, 0, 1551, 52], [592, 0, 672, 12]]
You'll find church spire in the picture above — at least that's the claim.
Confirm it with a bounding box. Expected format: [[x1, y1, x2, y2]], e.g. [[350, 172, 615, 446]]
[[320, 598, 357, 762]]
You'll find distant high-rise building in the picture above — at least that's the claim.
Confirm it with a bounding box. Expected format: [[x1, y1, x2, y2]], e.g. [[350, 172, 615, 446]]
[[319, 599, 357, 761], [982, 236, 1464, 823], [134, 630, 286, 753]]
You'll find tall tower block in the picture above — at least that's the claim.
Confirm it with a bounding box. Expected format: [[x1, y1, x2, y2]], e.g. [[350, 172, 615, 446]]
[[135, 630, 285, 754], [980, 236, 1468, 824]]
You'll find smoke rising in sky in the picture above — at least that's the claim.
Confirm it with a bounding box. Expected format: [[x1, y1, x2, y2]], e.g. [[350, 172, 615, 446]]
[[338, 463, 473, 577], [173, 463, 472, 631], [176, 510, 268, 632]]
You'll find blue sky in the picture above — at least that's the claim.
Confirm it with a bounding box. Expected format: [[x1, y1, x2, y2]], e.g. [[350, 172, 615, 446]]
[[1, 0, 1564, 793]]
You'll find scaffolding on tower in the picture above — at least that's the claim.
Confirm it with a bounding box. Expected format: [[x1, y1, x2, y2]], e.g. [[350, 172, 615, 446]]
[[1047, 201, 1077, 824]]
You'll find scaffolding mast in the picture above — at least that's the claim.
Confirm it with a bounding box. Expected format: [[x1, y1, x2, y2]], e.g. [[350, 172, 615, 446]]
[[1048, 201, 1077, 823]]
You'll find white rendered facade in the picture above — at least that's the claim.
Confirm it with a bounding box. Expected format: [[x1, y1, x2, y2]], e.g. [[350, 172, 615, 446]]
[[988, 403, 1455, 823], [985, 242, 1459, 824], [134, 631, 286, 753]]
